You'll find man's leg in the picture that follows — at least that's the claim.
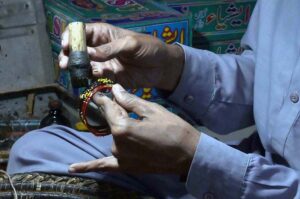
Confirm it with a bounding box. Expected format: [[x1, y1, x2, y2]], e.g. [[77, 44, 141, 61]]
[[7, 125, 194, 199]]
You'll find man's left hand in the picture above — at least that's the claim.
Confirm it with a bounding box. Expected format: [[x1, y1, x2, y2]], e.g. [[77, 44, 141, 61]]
[[69, 84, 200, 176]]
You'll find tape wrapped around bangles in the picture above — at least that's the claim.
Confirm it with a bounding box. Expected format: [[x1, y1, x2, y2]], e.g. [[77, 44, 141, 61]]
[[79, 78, 114, 136]]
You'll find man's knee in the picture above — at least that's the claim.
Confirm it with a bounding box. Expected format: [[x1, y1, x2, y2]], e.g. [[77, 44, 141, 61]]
[[7, 126, 114, 174], [7, 130, 46, 174], [10, 131, 40, 157]]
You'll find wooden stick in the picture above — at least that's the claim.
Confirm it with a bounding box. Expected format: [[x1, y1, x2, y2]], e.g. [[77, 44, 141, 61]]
[[69, 22, 87, 52]]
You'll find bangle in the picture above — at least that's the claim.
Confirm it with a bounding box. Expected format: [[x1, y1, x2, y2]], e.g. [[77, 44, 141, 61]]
[[79, 78, 114, 136]]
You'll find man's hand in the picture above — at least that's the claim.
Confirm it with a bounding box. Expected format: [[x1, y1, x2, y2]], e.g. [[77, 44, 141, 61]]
[[69, 84, 200, 176], [59, 23, 184, 91]]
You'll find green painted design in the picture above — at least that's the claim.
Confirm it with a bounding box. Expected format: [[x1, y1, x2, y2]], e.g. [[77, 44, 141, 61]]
[[161, 0, 256, 43]]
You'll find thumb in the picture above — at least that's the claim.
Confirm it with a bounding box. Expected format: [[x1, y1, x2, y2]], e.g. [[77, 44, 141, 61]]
[[68, 156, 120, 173], [112, 84, 150, 117]]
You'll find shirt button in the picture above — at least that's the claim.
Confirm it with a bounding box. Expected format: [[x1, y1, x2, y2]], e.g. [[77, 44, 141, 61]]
[[290, 93, 299, 103], [203, 192, 215, 199], [184, 95, 194, 103]]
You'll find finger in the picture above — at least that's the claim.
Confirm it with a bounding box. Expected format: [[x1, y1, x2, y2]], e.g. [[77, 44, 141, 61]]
[[92, 92, 128, 126], [68, 156, 120, 173], [61, 23, 97, 50], [111, 142, 120, 158], [87, 35, 139, 62], [62, 23, 104, 49], [85, 23, 136, 47], [112, 84, 151, 117], [90, 59, 131, 87], [85, 23, 110, 47], [87, 42, 118, 62], [90, 60, 116, 81], [61, 28, 69, 50], [90, 61, 104, 76], [58, 51, 69, 69], [61, 23, 108, 52], [112, 98, 128, 118], [62, 23, 131, 51]]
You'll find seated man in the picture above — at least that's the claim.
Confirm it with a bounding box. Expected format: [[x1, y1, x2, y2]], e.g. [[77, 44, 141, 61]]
[[7, 1, 300, 198]]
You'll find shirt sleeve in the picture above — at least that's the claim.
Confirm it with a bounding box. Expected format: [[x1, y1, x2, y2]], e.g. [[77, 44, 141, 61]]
[[168, 1, 299, 198], [186, 133, 299, 199], [168, 46, 255, 134], [168, 1, 261, 134]]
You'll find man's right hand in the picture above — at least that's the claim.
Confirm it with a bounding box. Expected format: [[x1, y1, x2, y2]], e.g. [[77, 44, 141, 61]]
[[59, 23, 185, 91]]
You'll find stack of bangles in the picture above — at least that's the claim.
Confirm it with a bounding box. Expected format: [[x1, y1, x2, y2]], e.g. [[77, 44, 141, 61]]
[[79, 78, 114, 136]]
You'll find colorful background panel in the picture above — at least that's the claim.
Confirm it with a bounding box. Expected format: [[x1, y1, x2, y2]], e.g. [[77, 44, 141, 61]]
[[160, 0, 256, 49]]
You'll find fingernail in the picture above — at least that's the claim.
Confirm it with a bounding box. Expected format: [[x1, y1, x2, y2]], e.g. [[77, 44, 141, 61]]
[[68, 166, 76, 173], [92, 92, 105, 102], [87, 47, 96, 55], [113, 84, 125, 92]]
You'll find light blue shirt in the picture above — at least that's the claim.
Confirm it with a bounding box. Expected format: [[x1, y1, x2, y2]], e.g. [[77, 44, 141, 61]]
[[169, 0, 300, 198], [7, 1, 300, 198]]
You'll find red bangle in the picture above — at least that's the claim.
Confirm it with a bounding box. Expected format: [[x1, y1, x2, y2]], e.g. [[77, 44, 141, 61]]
[[79, 78, 114, 136]]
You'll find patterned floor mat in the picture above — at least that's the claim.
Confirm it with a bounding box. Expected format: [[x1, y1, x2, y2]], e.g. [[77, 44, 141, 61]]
[[0, 172, 155, 199]]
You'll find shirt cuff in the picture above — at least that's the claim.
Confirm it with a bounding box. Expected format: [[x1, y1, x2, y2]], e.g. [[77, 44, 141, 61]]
[[168, 44, 216, 119], [186, 133, 251, 199]]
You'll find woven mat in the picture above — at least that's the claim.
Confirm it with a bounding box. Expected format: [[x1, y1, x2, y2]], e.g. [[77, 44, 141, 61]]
[[0, 172, 156, 199]]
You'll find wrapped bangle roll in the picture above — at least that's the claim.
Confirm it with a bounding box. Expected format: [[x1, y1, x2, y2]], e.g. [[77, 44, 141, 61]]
[[80, 78, 114, 136]]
